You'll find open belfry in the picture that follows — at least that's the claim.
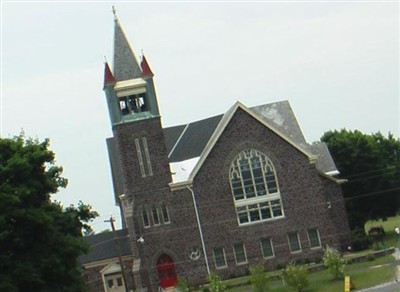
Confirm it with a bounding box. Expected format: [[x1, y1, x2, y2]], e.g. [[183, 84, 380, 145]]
[[80, 10, 351, 292]]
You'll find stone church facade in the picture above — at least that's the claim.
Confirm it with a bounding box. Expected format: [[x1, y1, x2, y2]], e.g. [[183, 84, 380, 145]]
[[80, 12, 351, 292]]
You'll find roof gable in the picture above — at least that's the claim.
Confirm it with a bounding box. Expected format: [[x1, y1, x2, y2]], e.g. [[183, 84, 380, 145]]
[[168, 102, 317, 187]]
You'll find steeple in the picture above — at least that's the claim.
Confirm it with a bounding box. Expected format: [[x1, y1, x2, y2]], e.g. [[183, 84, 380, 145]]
[[113, 11, 142, 81], [103, 10, 160, 126]]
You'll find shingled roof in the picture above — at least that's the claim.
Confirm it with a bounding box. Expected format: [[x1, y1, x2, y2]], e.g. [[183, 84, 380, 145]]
[[79, 229, 131, 265]]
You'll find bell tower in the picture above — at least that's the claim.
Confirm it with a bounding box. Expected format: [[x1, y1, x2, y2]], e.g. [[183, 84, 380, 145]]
[[103, 11, 173, 291], [103, 11, 171, 188], [103, 14, 160, 127]]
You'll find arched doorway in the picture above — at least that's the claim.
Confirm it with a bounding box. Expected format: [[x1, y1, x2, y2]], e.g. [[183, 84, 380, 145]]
[[157, 254, 177, 288]]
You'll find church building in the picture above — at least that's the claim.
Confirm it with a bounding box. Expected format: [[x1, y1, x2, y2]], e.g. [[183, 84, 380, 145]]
[[80, 12, 351, 292]]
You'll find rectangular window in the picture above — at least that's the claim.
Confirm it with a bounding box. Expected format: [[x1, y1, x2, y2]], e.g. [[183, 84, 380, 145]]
[[161, 204, 170, 224], [213, 248, 227, 268], [308, 228, 321, 248], [260, 238, 274, 258], [116, 277, 123, 287], [152, 208, 160, 225], [288, 232, 301, 253], [107, 279, 113, 288], [142, 137, 153, 176], [135, 138, 146, 177], [233, 243, 247, 264], [237, 206, 249, 224], [142, 208, 150, 228], [271, 199, 283, 217]]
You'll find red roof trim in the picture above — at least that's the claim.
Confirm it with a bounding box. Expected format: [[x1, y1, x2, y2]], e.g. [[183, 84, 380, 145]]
[[103, 62, 116, 89], [141, 55, 154, 77]]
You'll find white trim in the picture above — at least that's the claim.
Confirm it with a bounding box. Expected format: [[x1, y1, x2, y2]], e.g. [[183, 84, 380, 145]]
[[187, 186, 210, 275], [288, 232, 302, 253], [169, 180, 193, 191], [82, 255, 132, 269], [152, 207, 160, 226], [213, 248, 227, 269], [233, 243, 248, 265], [141, 207, 150, 228], [114, 78, 147, 90], [260, 238, 275, 259], [307, 228, 322, 249], [325, 170, 340, 176], [115, 79, 147, 98], [161, 204, 170, 224]]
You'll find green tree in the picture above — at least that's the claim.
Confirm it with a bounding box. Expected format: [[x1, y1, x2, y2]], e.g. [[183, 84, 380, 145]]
[[0, 135, 98, 292], [207, 273, 226, 292], [323, 245, 345, 279], [249, 263, 269, 292], [321, 130, 400, 230], [282, 262, 309, 292]]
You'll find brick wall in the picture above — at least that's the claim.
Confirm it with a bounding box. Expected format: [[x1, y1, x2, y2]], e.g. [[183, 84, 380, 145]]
[[190, 108, 350, 279], [111, 107, 351, 290]]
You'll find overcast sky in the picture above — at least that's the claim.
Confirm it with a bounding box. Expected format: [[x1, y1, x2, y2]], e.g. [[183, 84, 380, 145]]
[[1, 1, 399, 232]]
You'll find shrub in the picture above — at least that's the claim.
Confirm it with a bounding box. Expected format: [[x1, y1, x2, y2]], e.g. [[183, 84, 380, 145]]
[[323, 245, 346, 279], [249, 264, 269, 292], [351, 227, 373, 251], [207, 273, 226, 292], [282, 262, 309, 292], [177, 277, 192, 292], [366, 254, 375, 261]]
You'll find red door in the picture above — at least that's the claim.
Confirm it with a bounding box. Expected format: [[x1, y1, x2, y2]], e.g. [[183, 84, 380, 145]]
[[157, 254, 177, 288]]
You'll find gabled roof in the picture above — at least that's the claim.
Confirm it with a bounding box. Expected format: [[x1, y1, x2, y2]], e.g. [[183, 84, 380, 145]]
[[165, 100, 339, 186], [79, 229, 131, 265], [187, 102, 318, 183]]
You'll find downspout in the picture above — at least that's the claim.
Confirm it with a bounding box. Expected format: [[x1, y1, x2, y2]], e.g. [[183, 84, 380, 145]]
[[186, 186, 210, 275]]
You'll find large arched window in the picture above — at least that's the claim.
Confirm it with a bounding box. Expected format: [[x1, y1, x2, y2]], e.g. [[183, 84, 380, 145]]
[[229, 149, 284, 225]]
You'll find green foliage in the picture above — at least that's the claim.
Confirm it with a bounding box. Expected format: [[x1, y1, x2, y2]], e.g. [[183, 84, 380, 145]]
[[282, 262, 309, 292], [207, 273, 226, 292], [177, 277, 192, 292], [323, 245, 345, 279], [249, 263, 269, 292], [0, 135, 98, 292], [351, 227, 372, 251], [321, 130, 400, 230]]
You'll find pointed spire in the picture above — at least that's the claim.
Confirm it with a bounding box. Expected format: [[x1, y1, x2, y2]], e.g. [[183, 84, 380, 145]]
[[141, 54, 154, 77], [113, 10, 142, 81], [103, 61, 116, 89]]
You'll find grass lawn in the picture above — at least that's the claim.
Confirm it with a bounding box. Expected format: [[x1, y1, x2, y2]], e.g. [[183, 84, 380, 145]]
[[365, 215, 400, 248], [207, 216, 400, 292], [225, 254, 397, 292]]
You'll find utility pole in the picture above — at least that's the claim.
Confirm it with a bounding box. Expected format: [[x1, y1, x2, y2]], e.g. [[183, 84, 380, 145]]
[[105, 216, 129, 292]]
